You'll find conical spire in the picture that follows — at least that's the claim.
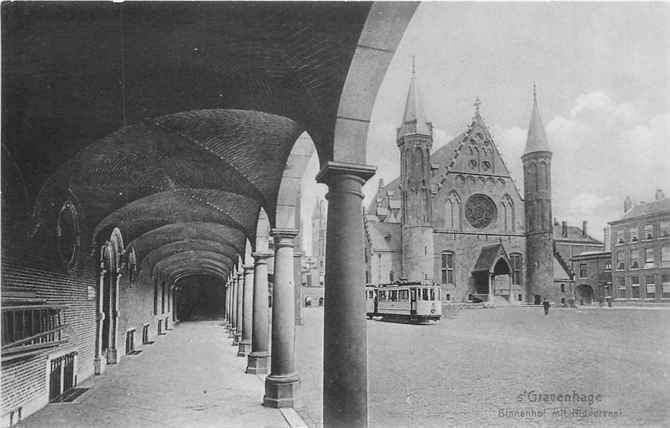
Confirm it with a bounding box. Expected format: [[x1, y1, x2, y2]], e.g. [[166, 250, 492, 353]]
[[525, 83, 550, 154], [398, 57, 431, 138]]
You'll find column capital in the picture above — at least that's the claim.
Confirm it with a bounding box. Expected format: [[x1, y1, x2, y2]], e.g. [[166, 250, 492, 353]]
[[315, 161, 376, 185], [252, 251, 273, 263], [271, 228, 298, 249]]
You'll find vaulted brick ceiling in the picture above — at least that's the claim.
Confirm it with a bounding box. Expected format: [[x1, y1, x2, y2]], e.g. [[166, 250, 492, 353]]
[[1, 2, 395, 283], [2, 2, 371, 199]]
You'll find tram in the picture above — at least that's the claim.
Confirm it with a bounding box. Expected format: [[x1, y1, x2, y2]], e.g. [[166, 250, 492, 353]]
[[365, 282, 442, 324]]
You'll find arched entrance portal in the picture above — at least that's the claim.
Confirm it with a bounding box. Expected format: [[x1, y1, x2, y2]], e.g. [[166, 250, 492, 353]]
[[576, 284, 594, 305], [471, 244, 514, 303]]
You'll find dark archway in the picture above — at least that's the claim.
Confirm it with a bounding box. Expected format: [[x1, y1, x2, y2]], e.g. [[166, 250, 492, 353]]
[[471, 244, 513, 302], [576, 284, 594, 305], [176, 275, 226, 321]]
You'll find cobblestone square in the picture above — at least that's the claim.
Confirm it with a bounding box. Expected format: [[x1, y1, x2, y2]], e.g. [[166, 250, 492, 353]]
[[295, 306, 670, 428]]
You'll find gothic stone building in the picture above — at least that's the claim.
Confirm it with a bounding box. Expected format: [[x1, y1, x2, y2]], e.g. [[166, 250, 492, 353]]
[[364, 72, 597, 305]]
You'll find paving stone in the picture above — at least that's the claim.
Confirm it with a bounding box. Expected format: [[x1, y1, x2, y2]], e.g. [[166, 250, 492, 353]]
[[20, 320, 289, 428]]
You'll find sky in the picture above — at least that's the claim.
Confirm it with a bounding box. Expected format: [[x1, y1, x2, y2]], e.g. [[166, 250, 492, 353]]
[[299, 2, 669, 255]]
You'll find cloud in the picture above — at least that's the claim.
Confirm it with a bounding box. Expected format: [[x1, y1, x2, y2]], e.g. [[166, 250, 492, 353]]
[[305, 91, 667, 243], [493, 91, 669, 239]]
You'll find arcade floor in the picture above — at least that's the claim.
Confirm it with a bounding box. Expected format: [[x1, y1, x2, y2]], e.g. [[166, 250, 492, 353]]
[[20, 320, 291, 428]]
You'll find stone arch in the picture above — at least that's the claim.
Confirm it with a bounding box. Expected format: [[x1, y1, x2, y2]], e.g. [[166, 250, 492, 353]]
[[576, 284, 594, 305], [275, 132, 317, 230], [109, 227, 125, 274], [95, 227, 125, 372], [331, 3, 418, 164], [255, 207, 272, 251]]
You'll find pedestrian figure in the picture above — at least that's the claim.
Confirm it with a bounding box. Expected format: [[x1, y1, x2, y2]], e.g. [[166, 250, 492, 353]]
[[543, 298, 550, 316]]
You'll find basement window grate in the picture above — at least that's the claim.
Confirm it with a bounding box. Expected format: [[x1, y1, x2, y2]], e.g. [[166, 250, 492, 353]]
[[142, 324, 153, 345], [50, 387, 90, 403]]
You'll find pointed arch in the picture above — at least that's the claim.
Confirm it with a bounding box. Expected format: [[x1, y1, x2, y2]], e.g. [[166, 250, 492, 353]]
[[538, 161, 547, 191], [445, 191, 462, 231], [526, 162, 538, 193], [501, 194, 515, 232]]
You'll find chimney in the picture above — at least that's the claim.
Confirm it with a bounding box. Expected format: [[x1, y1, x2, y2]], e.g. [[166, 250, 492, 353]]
[[624, 196, 632, 213], [603, 226, 611, 251], [656, 189, 665, 201], [561, 221, 567, 237], [582, 220, 587, 238]]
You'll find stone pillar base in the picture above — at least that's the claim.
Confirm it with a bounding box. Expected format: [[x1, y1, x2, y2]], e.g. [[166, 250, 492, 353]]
[[246, 351, 269, 374], [232, 333, 241, 346], [263, 373, 300, 408], [94, 356, 106, 375], [106, 348, 119, 364], [237, 340, 251, 357]]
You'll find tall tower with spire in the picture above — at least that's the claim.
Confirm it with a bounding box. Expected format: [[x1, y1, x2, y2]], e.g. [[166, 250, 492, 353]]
[[522, 84, 554, 302], [397, 58, 434, 282]]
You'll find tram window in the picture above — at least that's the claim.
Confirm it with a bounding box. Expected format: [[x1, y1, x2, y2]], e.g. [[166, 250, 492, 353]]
[[422, 289, 429, 300], [430, 289, 436, 301], [391, 291, 397, 302]]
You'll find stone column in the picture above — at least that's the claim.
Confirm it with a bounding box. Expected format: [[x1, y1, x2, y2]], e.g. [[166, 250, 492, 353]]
[[107, 272, 121, 364], [238, 264, 254, 356], [229, 274, 237, 339], [228, 275, 234, 328], [223, 280, 228, 326], [316, 161, 375, 428], [488, 273, 494, 303], [94, 263, 106, 375], [247, 251, 272, 374], [234, 271, 243, 346], [263, 228, 299, 408], [226, 278, 232, 328]]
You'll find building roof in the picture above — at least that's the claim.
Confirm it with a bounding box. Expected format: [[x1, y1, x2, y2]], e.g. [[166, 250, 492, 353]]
[[571, 250, 611, 261], [553, 256, 571, 280], [366, 221, 401, 252], [397, 62, 431, 138], [553, 224, 602, 244], [524, 86, 550, 154], [619, 197, 670, 221]]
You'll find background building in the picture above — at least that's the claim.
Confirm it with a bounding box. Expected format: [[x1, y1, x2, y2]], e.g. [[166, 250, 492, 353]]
[[364, 73, 589, 304], [609, 190, 670, 302], [571, 251, 612, 305], [309, 199, 327, 287]]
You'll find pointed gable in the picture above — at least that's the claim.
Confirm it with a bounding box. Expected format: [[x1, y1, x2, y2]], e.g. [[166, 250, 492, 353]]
[[429, 99, 523, 199], [473, 243, 510, 273]]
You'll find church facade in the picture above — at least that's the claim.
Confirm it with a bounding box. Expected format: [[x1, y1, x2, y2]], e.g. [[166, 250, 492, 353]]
[[364, 70, 592, 305]]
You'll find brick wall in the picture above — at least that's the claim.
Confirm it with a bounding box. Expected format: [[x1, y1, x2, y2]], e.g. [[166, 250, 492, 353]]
[[1, 242, 172, 422], [1, 253, 96, 418]]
